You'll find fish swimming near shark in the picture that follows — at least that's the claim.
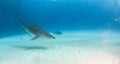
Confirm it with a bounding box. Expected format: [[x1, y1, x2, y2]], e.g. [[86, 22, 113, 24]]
[[17, 16, 55, 40]]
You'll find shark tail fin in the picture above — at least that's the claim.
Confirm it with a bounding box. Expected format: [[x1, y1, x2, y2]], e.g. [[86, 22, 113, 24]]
[[17, 16, 24, 26], [33, 22, 39, 27], [17, 16, 22, 22]]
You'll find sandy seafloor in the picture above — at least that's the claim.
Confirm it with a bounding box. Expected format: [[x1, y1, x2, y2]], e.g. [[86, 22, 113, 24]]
[[0, 31, 120, 64]]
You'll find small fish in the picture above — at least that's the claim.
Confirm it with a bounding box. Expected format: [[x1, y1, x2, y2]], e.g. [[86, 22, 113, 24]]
[[54, 31, 62, 35]]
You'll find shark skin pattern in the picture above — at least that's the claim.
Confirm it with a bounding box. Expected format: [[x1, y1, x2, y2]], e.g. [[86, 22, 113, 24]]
[[17, 16, 55, 40]]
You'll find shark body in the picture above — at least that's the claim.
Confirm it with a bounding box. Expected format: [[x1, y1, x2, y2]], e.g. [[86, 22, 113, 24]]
[[18, 17, 55, 40]]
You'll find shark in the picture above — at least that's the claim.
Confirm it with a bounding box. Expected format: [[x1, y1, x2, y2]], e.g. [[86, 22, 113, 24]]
[[17, 16, 55, 40]]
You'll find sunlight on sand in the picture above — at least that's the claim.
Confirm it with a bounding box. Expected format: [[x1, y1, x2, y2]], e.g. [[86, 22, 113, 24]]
[[0, 31, 120, 64]]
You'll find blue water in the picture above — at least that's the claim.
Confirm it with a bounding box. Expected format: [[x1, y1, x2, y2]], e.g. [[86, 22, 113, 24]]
[[0, 0, 120, 64], [0, 0, 120, 36]]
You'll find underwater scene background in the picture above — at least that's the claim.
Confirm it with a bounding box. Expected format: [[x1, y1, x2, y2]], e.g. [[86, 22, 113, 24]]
[[0, 0, 120, 36], [0, 0, 120, 64]]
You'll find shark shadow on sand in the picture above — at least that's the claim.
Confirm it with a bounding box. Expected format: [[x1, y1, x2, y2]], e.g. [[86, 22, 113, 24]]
[[10, 45, 48, 50]]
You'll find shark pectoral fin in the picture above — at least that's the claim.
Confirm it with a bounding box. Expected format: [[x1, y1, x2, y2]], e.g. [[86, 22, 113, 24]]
[[31, 36, 39, 40]]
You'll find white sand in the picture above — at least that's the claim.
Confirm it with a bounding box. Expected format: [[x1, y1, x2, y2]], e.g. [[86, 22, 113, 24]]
[[0, 31, 120, 64]]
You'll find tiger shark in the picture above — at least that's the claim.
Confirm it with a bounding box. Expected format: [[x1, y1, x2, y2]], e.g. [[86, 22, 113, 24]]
[[17, 16, 55, 40]]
